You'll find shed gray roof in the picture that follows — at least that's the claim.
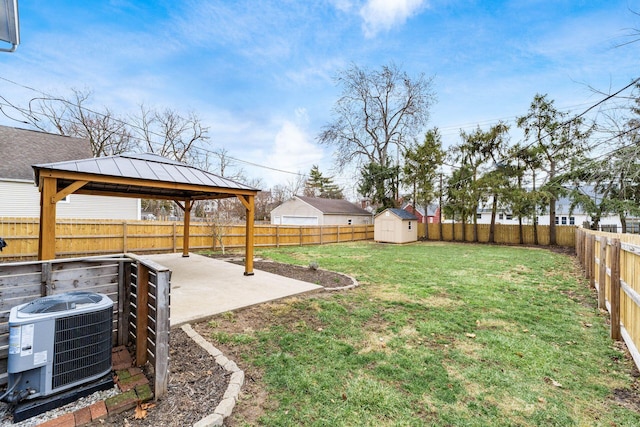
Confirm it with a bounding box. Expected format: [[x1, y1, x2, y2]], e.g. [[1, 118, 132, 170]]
[[296, 196, 372, 216], [376, 208, 418, 220], [0, 125, 92, 180]]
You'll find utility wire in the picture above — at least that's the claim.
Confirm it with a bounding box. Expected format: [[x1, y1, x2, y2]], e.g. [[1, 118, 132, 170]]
[[1, 74, 640, 196]]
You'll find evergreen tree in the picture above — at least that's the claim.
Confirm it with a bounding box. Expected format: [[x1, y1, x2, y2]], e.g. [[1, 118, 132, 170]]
[[402, 128, 445, 214], [304, 165, 344, 199]]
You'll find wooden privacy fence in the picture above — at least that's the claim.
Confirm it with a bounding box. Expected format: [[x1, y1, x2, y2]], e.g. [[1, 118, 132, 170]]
[[418, 223, 576, 246], [0, 218, 374, 260], [576, 228, 640, 371], [0, 254, 170, 399]]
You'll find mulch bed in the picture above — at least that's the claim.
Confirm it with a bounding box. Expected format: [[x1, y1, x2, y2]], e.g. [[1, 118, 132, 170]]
[[89, 327, 229, 426], [234, 259, 354, 288]]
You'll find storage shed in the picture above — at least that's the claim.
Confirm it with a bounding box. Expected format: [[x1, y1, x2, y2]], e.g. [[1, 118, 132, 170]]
[[374, 208, 418, 243]]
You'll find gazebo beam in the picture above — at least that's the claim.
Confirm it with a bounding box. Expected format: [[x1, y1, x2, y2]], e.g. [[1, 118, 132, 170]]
[[52, 180, 88, 203]]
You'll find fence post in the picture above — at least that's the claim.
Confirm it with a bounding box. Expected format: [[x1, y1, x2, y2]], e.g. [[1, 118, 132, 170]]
[[299, 227, 303, 246], [41, 262, 52, 296], [584, 234, 593, 284], [584, 232, 590, 270], [598, 237, 607, 311], [123, 222, 128, 253], [320, 225, 323, 245], [610, 238, 622, 341], [276, 225, 280, 248], [589, 235, 597, 288], [136, 263, 149, 366]]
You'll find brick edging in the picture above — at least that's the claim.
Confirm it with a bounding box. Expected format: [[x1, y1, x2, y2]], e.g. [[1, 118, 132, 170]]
[[36, 348, 151, 427], [181, 324, 245, 427]]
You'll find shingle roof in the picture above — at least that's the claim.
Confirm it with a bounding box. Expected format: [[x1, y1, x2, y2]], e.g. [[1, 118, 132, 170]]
[[0, 125, 92, 180], [377, 208, 418, 220], [296, 196, 372, 216]]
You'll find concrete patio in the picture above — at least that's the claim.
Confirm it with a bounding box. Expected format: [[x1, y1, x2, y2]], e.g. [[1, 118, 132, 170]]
[[145, 253, 323, 327]]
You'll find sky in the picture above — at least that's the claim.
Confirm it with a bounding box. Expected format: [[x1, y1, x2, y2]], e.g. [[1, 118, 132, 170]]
[[0, 0, 639, 197]]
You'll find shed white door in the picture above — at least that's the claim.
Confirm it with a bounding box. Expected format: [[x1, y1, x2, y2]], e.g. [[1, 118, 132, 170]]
[[378, 218, 396, 242]]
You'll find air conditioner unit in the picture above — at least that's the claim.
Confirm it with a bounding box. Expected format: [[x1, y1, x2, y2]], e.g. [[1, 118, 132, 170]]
[[6, 291, 114, 402]]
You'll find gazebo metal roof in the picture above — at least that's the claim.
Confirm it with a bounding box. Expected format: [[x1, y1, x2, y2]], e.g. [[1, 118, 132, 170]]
[[32, 153, 258, 274], [33, 153, 258, 201]]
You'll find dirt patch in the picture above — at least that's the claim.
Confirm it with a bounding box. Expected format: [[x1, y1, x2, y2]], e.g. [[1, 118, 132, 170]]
[[612, 387, 640, 413]]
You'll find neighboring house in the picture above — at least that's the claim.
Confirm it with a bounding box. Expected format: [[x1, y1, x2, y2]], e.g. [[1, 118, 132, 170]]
[[473, 190, 623, 230], [374, 208, 418, 243], [271, 195, 373, 225], [402, 202, 440, 224], [0, 125, 140, 219]]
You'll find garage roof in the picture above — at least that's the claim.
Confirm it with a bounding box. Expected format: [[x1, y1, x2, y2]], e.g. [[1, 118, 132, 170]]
[[296, 195, 371, 215]]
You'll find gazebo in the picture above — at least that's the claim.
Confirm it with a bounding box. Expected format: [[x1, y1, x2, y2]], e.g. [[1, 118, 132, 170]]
[[32, 153, 259, 274]]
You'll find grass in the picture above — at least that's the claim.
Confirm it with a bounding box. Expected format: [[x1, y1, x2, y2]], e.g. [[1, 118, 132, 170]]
[[202, 241, 640, 426]]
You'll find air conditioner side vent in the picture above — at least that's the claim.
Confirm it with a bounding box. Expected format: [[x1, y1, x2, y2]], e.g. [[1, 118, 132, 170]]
[[52, 307, 113, 390]]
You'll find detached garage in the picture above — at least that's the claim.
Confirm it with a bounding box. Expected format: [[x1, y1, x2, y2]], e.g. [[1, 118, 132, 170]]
[[271, 195, 372, 225], [374, 208, 418, 243]]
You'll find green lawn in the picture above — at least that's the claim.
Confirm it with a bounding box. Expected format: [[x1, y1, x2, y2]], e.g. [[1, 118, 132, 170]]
[[201, 241, 640, 426]]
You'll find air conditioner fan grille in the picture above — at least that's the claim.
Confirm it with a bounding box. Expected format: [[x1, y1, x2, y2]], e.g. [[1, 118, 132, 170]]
[[52, 307, 113, 389]]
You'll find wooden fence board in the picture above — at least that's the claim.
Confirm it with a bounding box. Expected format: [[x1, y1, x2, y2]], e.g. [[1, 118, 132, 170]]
[[1, 220, 376, 259], [423, 223, 575, 246], [578, 230, 640, 373]]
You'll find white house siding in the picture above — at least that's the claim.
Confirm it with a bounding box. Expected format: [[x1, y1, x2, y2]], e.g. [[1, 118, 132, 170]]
[[475, 210, 622, 229], [0, 179, 140, 220]]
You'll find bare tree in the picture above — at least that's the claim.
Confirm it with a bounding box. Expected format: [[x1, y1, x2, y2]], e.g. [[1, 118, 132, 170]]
[[131, 105, 209, 164], [319, 62, 435, 168], [203, 199, 235, 254], [318, 62, 435, 208], [205, 147, 246, 181], [23, 89, 135, 156]]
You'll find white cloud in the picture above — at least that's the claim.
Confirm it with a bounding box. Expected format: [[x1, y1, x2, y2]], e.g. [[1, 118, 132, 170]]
[[261, 120, 324, 186], [360, 0, 427, 38]]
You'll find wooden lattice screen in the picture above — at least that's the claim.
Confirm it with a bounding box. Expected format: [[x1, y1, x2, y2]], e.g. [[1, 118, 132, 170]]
[[0, 254, 170, 399]]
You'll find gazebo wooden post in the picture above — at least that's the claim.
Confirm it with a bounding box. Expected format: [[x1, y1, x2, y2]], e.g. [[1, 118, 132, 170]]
[[182, 200, 192, 257], [38, 177, 57, 260]]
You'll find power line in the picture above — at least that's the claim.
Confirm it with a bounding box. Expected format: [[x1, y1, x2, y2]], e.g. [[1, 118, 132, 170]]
[[2, 73, 640, 196]]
